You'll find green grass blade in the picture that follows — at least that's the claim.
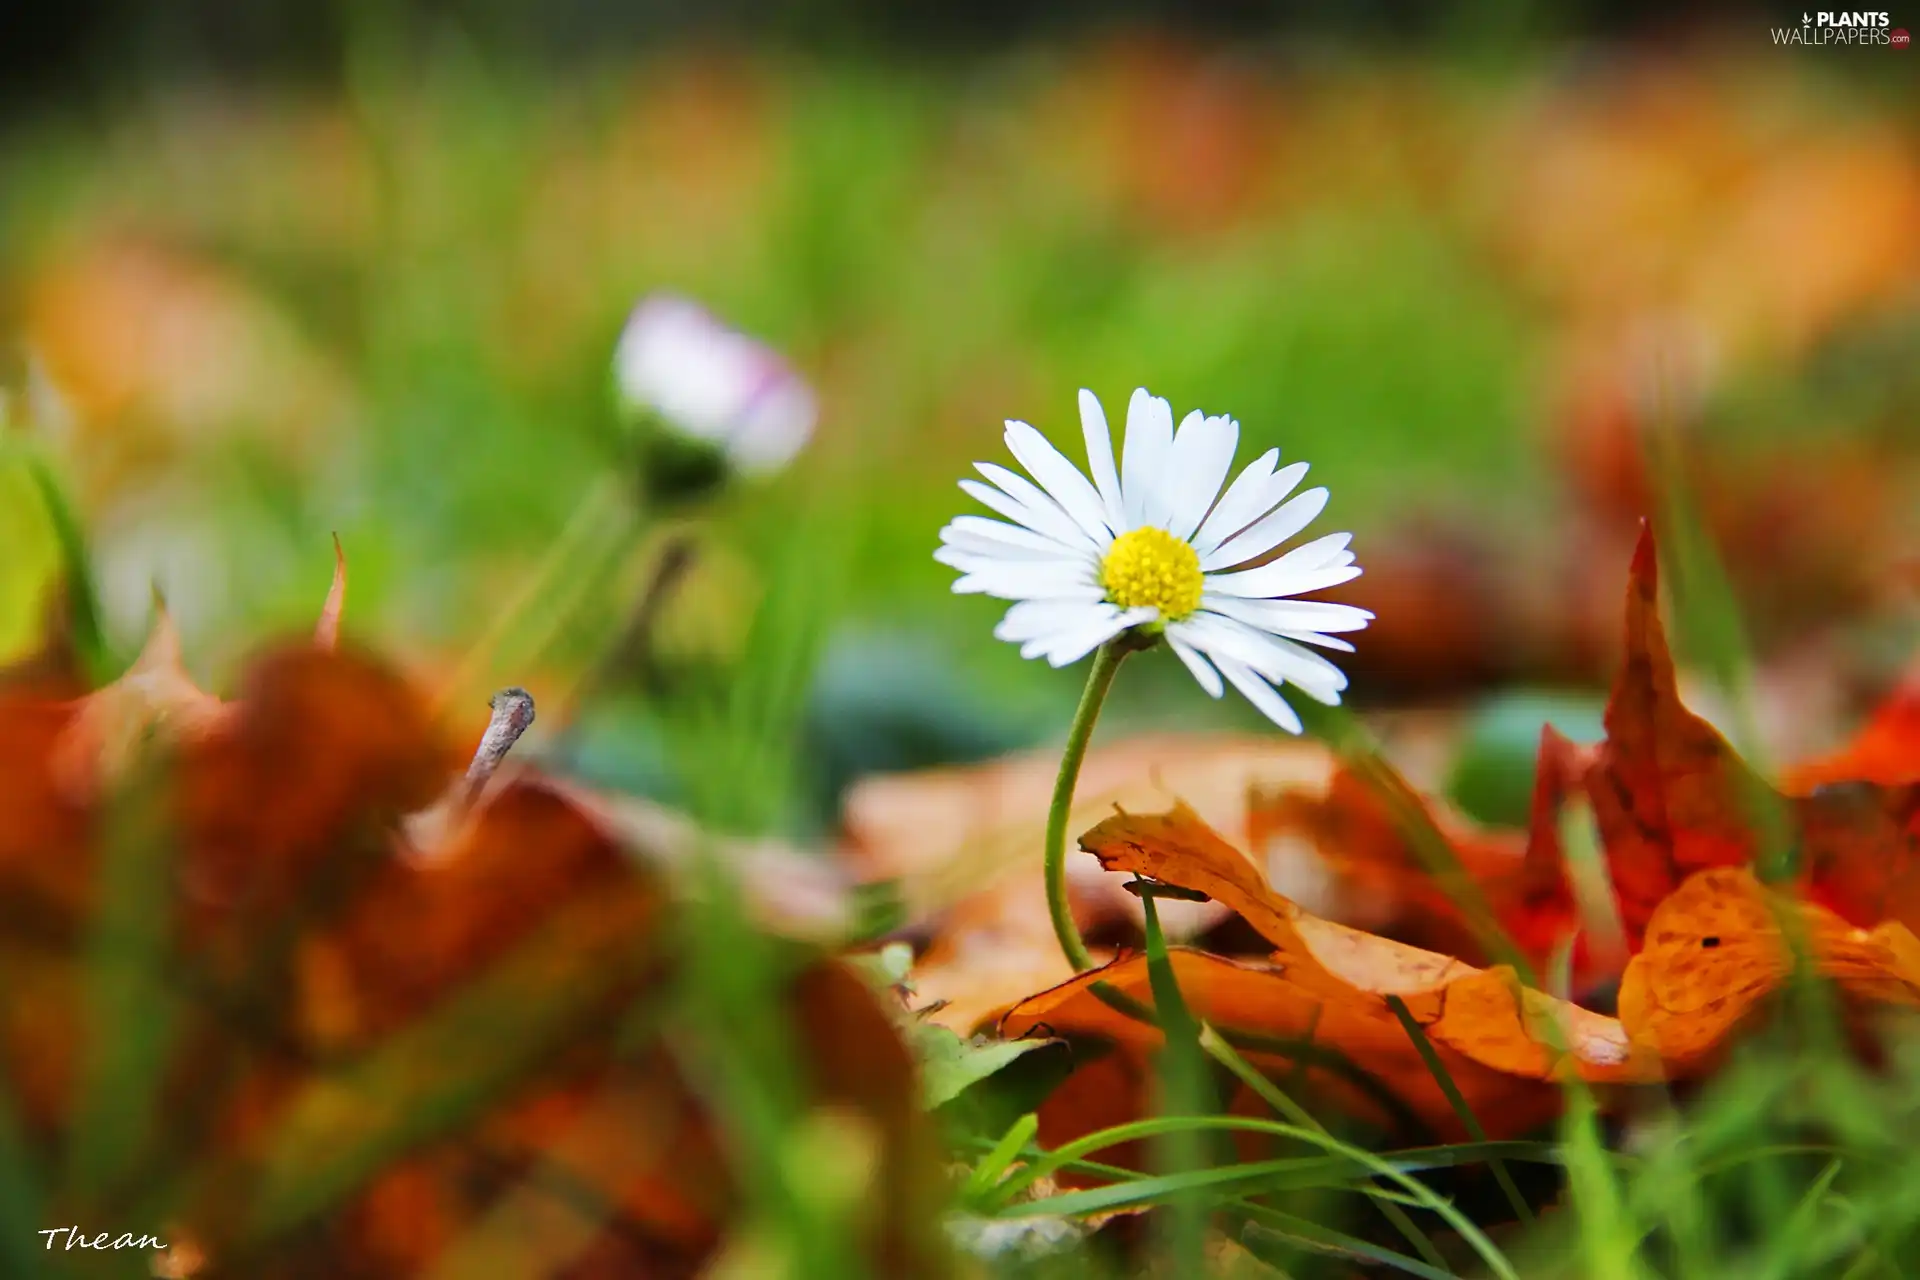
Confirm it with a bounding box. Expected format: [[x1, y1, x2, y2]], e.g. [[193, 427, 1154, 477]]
[[962, 1112, 1040, 1206], [1138, 889, 1210, 1272], [0, 1082, 46, 1278], [20, 451, 111, 684], [1383, 994, 1531, 1224], [63, 763, 179, 1210], [1201, 1022, 1447, 1271], [1238, 1204, 1463, 1280]]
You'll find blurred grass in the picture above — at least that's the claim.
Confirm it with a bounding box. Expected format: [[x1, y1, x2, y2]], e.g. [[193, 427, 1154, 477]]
[[2, 50, 1543, 669]]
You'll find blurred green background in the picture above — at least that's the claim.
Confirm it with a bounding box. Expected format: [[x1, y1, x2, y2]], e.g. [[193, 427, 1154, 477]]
[[3, 3, 1917, 831]]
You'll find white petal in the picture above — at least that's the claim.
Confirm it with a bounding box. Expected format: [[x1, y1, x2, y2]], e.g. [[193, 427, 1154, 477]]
[[1193, 456, 1307, 559], [938, 529, 1077, 562], [1078, 390, 1127, 532], [1200, 488, 1329, 571], [934, 545, 1088, 576], [1004, 420, 1115, 547], [1026, 606, 1150, 667], [973, 465, 1100, 553], [1282, 630, 1356, 653], [1212, 654, 1304, 735], [1119, 389, 1175, 528], [1163, 412, 1240, 543], [1166, 633, 1225, 698], [953, 562, 1104, 601], [1297, 533, 1354, 570], [1204, 533, 1361, 599], [941, 515, 1079, 559], [1178, 612, 1348, 702], [1198, 596, 1374, 635], [958, 479, 1074, 547], [995, 598, 1105, 643], [1263, 564, 1361, 597]]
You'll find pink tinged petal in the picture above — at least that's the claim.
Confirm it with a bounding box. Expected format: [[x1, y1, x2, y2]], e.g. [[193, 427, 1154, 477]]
[[1203, 532, 1361, 599], [1197, 596, 1374, 634], [1212, 654, 1304, 735], [1166, 633, 1225, 698], [1119, 388, 1175, 528], [1078, 390, 1127, 532], [1163, 412, 1240, 543], [972, 465, 1099, 552], [1200, 487, 1330, 571], [1192, 456, 1308, 558], [1004, 420, 1115, 547]]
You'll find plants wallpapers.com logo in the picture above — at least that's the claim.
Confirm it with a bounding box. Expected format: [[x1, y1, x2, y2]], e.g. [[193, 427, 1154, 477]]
[[1772, 10, 1911, 44]]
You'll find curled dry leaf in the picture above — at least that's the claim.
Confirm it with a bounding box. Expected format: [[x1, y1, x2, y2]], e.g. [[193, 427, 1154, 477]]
[[844, 734, 1336, 1031], [1618, 866, 1920, 1073], [999, 804, 1661, 1146]]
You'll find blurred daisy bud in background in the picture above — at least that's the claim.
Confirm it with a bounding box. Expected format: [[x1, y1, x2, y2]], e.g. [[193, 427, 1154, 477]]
[[613, 293, 815, 501]]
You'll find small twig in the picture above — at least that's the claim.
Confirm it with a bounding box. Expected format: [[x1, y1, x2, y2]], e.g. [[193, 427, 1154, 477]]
[[461, 687, 536, 809]]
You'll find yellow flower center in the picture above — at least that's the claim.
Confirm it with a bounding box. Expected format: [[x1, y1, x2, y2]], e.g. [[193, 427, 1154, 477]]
[[1100, 527, 1203, 621]]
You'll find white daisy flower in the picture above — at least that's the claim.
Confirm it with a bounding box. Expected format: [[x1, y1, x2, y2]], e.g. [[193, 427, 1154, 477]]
[[614, 293, 815, 477], [935, 388, 1371, 734]]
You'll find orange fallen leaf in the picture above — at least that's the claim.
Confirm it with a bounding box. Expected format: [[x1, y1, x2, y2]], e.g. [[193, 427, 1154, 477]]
[[997, 804, 1659, 1145], [1618, 866, 1920, 1073], [843, 734, 1336, 1029]]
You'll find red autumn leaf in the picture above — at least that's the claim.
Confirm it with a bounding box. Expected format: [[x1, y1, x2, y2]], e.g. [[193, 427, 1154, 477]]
[[1571, 524, 1920, 944], [1584, 524, 1769, 944], [1785, 665, 1920, 791]]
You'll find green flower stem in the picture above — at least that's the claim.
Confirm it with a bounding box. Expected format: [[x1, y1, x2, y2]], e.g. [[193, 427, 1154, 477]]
[[1045, 640, 1129, 973]]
